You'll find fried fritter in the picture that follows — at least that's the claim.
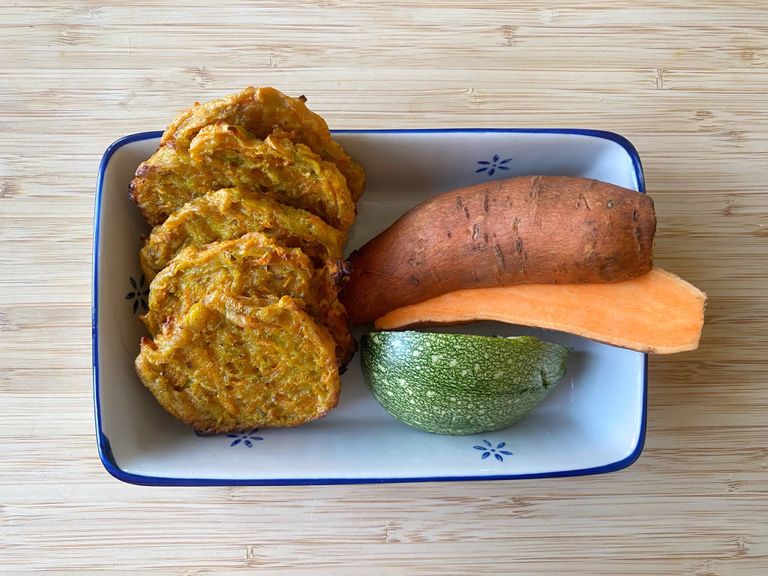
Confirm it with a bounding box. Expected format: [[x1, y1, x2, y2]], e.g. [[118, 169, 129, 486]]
[[128, 146, 221, 225], [129, 125, 355, 229], [139, 187, 346, 282], [160, 86, 365, 201], [190, 124, 355, 229], [142, 232, 355, 366], [135, 292, 339, 433]]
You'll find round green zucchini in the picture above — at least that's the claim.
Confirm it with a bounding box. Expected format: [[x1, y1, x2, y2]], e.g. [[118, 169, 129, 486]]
[[360, 330, 569, 435]]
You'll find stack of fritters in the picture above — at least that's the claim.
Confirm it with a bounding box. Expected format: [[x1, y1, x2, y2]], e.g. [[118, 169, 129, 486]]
[[130, 87, 364, 434]]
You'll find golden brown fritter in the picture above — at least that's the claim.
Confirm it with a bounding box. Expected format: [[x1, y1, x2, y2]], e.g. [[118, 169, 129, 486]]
[[190, 124, 355, 229], [142, 233, 355, 366], [135, 292, 339, 434], [160, 86, 365, 201], [129, 125, 355, 229], [139, 187, 346, 282], [128, 146, 221, 225]]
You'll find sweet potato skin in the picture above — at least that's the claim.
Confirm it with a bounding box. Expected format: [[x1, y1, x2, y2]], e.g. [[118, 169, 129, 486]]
[[343, 176, 656, 326]]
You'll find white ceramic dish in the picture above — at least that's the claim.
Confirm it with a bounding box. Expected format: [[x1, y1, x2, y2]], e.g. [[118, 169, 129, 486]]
[[93, 129, 647, 485]]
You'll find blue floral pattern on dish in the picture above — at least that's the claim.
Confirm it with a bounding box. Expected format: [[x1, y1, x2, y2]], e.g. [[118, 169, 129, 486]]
[[476, 154, 512, 176], [474, 440, 513, 462], [125, 274, 149, 314], [226, 429, 264, 448]]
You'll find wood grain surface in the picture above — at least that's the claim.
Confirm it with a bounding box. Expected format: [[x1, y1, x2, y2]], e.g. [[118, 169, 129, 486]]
[[1, 1, 767, 574]]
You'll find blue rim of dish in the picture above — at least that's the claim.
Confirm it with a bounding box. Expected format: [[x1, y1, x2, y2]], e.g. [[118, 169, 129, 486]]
[[93, 128, 648, 486]]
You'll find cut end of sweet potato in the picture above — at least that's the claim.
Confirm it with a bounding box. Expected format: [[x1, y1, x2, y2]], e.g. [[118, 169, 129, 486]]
[[374, 268, 706, 354]]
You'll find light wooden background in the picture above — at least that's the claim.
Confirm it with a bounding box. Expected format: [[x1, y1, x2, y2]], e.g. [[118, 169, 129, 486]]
[[1, 1, 767, 574]]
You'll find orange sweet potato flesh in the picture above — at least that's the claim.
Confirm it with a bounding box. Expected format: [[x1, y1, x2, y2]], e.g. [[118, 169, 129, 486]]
[[375, 268, 706, 354], [343, 176, 656, 326]]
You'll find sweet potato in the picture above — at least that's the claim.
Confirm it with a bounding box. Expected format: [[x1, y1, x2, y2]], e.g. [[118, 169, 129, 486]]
[[374, 268, 706, 354], [343, 176, 656, 326]]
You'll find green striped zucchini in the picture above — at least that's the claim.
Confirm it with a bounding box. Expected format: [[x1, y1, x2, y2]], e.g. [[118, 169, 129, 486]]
[[360, 331, 569, 435]]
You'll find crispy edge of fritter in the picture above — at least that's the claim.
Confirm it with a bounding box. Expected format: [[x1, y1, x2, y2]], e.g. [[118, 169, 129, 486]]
[[135, 293, 340, 434], [159, 86, 365, 201], [321, 138, 366, 203]]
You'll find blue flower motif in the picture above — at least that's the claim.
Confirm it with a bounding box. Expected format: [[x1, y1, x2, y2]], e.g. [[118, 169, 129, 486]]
[[473, 439, 513, 462], [226, 429, 264, 447], [476, 154, 512, 176], [125, 274, 149, 314]]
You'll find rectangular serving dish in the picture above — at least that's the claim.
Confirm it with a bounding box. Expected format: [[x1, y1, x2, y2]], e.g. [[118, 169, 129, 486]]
[[93, 128, 646, 485]]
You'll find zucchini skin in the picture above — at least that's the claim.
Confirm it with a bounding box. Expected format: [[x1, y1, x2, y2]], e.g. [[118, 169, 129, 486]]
[[361, 331, 569, 435]]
